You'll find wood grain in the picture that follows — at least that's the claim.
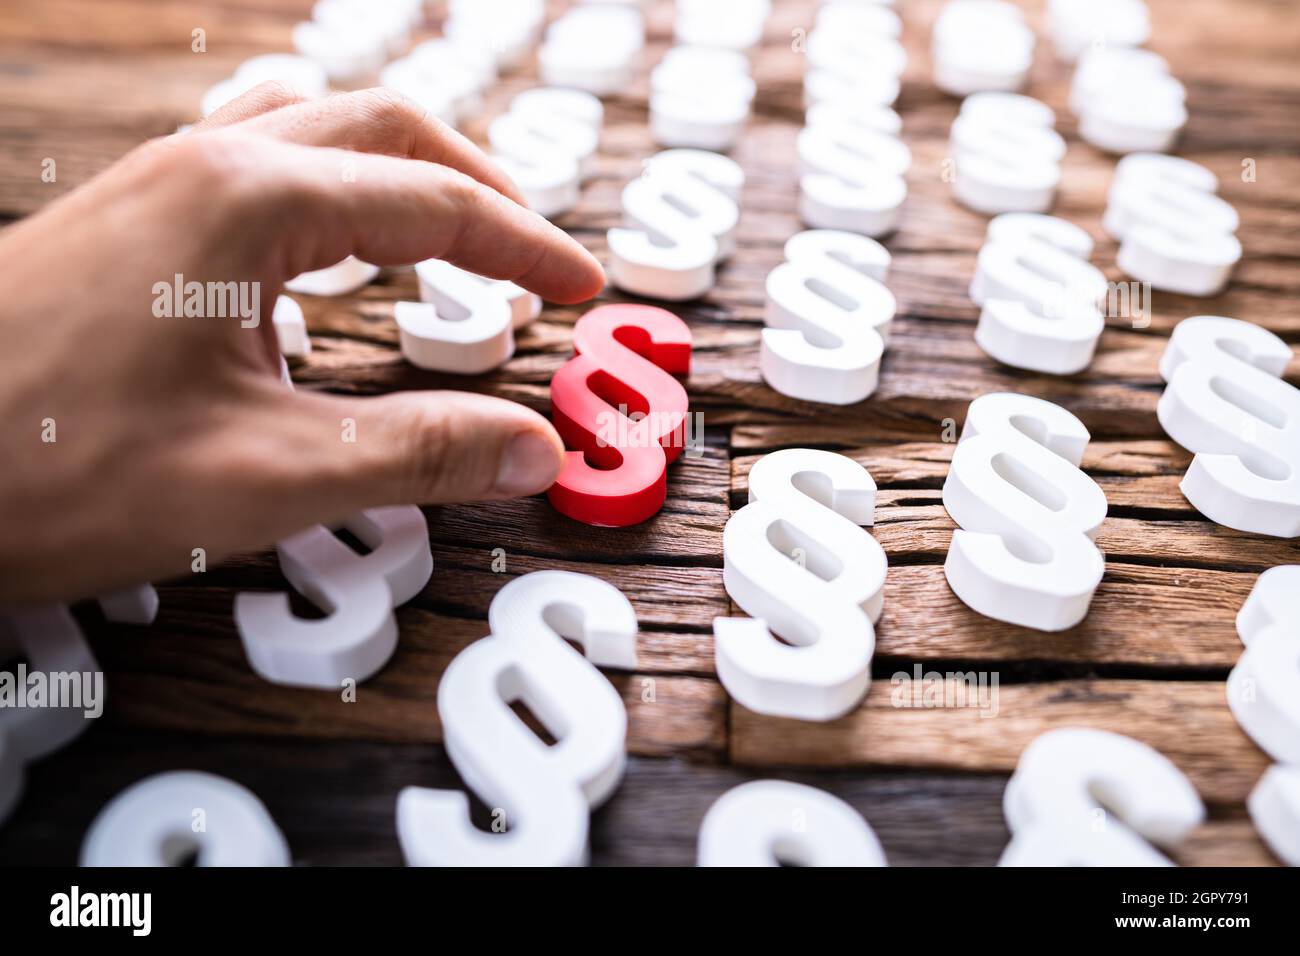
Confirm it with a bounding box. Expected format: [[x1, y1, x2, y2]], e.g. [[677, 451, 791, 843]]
[[731, 680, 1270, 805], [1, 0, 1297, 866], [84, 589, 727, 758], [1, 732, 1280, 866]]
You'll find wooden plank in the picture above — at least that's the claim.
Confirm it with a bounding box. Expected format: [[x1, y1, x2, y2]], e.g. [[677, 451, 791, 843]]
[[422, 451, 728, 565], [1173, 817, 1283, 868], [598, 765, 1278, 867], [170, 553, 720, 674], [733, 439, 1207, 512], [0, 733, 1017, 866], [2, 0, 1297, 868], [868, 505, 1300, 573], [85, 589, 726, 758], [416, 552, 722, 646], [725, 436, 1291, 671], [0, 733, 1274, 866], [733, 442, 1298, 573], [875, 564, 1250, 670], [730, 679, 1269, 806], [289, 311, 1299, 448]]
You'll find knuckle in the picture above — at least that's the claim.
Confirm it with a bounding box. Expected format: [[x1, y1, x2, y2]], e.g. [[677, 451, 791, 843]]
[[353, 86, 417, 121], [350, 87, 428, 154], [431, 167, 481, 256], [432, 164, 476, 209], [239, 80, 305, 113]]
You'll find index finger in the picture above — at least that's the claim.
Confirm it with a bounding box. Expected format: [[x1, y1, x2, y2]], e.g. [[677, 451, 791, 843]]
[[234, 87, 528, 206], [241, 136, 604, 303]]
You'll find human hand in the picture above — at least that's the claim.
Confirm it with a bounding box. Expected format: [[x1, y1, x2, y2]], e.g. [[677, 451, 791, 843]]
[[0, 84, 605, 604]]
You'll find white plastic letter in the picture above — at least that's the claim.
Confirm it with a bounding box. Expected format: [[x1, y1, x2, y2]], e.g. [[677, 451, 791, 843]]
[[608, 149, 743, 301], [950, 94, 1064, 215], [650, 47, 755, 153], [714, 449, 886, 721], [284, 256, 380, 297], [234, 506, 433, 688], [292, 18, 388, 83], [417, 258, 540, 333], [445, 0, 545, 74], [1105, 154, 1240, 295], [490, 88, 603, 218], [942, 393, 1108, 631], [674, 0, 770, 52], [761, 229, 895, 405], [798, 116, 910, 237], [397, 571, 637, 866], [1048, 0, 1149, 62], [397, 261, 520, 372], [971, 214, 1107, 374], [932, 1, 1034, 96], [0, 590, 157, 825], [1227, 627, 1300, 765], [95, 584, 161, 627], [803, 7, 905, 111], [698, 780, 887, 867], [1000, 728, 1204, 866], [1237, 566, 1300, 646], [1074, 47, 1187, 155], [81, 771, 290, 866], [1157, 316, 1300, 536], [540, 6, 644, 96], [272, 295, 311, 358], [1248, 765, 1300, 867]]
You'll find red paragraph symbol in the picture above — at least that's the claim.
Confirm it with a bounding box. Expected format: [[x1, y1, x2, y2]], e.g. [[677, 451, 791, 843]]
[[548, 304, 693, 526]]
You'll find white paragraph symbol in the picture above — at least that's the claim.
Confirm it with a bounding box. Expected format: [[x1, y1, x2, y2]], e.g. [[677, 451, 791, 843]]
[[1, 588, 157, 826], [1000, 728, 1204, 866], [698, 780, 887, 867], [489, 88, 603, 220], [1158, 315, 1300, 537], [970, 213, 1107, 375], [234, 506, 434, 688], [1105, 155, 1240, 296], [714, 448, 887, 721], [81, 771, 290, 867], [1229, 566, 1300, 765], [395, 263, 516, 374], [761, 229, 896, 405], [942, 393, 1108, 631], [608, 149, 743, 301], [397, 571, 637, 866], [949, 93, 1064, 215], [1233, 568, 1300, 862]]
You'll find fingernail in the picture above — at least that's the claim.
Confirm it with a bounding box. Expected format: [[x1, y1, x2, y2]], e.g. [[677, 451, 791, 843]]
[[495, 431, 561, 496]]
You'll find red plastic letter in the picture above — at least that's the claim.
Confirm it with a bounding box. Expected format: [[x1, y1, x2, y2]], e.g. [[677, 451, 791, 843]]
[[548, 304, 693, 526]]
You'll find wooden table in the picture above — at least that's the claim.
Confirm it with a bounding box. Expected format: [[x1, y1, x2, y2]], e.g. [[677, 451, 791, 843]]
[[1, 0, 1297, 866]]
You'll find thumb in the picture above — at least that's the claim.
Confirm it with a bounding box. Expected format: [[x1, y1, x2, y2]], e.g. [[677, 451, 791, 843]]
[[267, 388, 565, 517]]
